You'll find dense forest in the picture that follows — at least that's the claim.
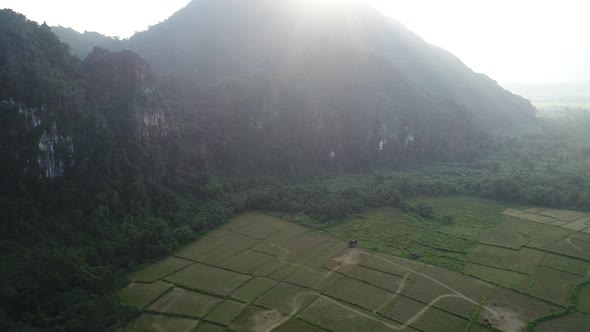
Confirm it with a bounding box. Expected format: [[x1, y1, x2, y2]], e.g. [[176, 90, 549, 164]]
[[1, 2, 589, 331]]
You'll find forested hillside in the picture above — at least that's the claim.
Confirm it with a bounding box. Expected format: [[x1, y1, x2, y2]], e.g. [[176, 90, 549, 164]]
[[0, 1, 557, 330], [54, 0, 535, 173], [50, 26, 121, 59], [0, 10, 213, 330]]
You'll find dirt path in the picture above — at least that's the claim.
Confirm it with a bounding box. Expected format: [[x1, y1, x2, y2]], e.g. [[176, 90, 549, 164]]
[[566, 234, 590, 257], [264, 245, 513, 331]]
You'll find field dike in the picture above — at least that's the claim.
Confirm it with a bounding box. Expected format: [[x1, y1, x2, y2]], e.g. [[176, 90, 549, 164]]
[[122, 209, 590, 332], [264, 247, 519, 332]]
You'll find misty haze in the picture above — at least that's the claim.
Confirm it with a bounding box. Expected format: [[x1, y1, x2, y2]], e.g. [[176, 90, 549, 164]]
[[1, 1, 590, 331]]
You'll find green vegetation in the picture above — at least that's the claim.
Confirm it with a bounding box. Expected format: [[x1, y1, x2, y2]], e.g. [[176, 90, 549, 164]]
[[121, 313, 198, 332], [3, 4, 590, 331], [230, 277, 278, 302], [147, 287, 220, 318], [116, 212, 590, 331], [541, 253, 590, 276], [203, 300, 247, 325], [469, 245, 544, 274], [534, 312, 590, 332], [128, 256, 193, 283], [530, 267, 583, 306], [117, 281, 173, 308], [164, 263, 250, 296]]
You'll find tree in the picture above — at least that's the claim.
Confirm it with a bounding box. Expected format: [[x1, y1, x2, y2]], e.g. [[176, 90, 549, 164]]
[[441, 215, 455, 224], [414, 202, 434, 218]]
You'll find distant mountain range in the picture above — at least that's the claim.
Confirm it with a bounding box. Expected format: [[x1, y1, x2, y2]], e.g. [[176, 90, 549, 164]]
[[503, 82, 590, 102]]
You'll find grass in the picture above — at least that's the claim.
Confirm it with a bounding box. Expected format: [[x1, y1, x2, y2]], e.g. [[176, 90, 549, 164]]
[[123, 313, 198, 332], [418, 265, 492, 317], [407, 196, 512, 240], [546, 236, 590, 259], [119, 207, 590, 331], [534, 312, 590, 332], [164, 263, 251, 296], [117, 281, 173, 308], [402, 275, 452, 303], [299, 296, 385, 332], [128, 256, 193, 283], [468, 244, 544, 274], [195, 322, 226, 332], [325, 207, 473, 271], [272, 318, 329, 332], [502, 209, 556, 224], [538, 208, 586, 221], [325, 277, 395, 311], [230, 305, 287, 332], [479, 287, 560, 325], [382, 295, 425, 323], [203, 299, 247, 325], [562, 217, 590, 231], [527, 226, 574, 248], [345, 265, 407, 293], [577, 283, 590, 314], [283, 265, 344, 291], [254, 282, 318, 315], [410, 306, 471, 332], [231, 277, 278, 302], [541, 253, 589, 276], [464, 263, 530, 290], [479, 218, 533, 249], [217, 249, 274, 273], [147, 287, 221, 318], [224, 212, 290, 239], [529, 267, 582, 306], [174, 229, 259, 264], [361, 252, 424, 276]]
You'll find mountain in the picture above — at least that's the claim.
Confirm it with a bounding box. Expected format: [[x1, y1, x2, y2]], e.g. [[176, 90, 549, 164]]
[[503, 82, 590, 102], [50, 26, 121, 59], [0, 10, 187, 329], [0, 3, 547, 330], [125, 0, 534, 121], [1, 10, 172, 187], [54, 0, 535, 172]]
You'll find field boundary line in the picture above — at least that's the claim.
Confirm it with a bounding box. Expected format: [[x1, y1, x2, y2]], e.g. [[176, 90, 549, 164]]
[[147, 261, 197, 283], [463, 261, 532, 276], [413, 241, 471, 255], [566, 234, 590, 257], [358, 263, 410, 279], [528, 251, 547, 288], [374, 272, 410, 313], [169, 255, 256, 277], [142, 283, 175, 309], [537, 263, 589, 277], [530, 247, 590, 263]]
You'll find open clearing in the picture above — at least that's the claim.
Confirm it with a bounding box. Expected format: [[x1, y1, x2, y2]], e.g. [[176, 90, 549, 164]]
[[120, 204, 590, 331]]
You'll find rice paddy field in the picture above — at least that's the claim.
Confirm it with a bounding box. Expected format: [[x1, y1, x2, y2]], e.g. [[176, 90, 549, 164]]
[[118, 198, 590, 331]]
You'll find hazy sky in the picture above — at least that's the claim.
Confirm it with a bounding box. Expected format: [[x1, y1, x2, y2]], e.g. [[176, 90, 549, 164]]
[[3, 0, 589, 84]]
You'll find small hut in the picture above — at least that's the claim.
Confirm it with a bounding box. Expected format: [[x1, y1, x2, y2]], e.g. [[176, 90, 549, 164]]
[[348, 239, 358, 248]]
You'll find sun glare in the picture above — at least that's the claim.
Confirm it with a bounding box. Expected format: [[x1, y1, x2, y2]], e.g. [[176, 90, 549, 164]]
[[302, 0, 355, 11]]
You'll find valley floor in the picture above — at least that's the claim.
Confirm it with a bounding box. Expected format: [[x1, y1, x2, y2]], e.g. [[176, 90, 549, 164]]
[[118, 197, 590, 332]]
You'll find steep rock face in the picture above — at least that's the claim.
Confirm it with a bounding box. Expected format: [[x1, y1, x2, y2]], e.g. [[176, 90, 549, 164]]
[[0, 10, 171, 184], [83, 48, 171, 143], [0, 10, 81, 182], [122, 0, 532, 171], [51, 0, 535, 172]]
